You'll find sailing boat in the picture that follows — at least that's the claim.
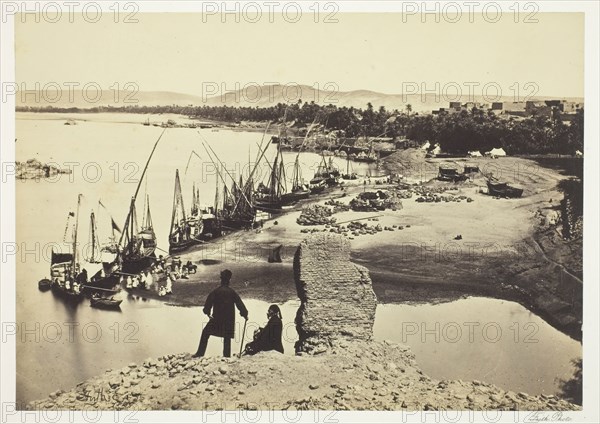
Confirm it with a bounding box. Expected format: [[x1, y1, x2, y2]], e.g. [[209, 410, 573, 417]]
[[188, 182, 205, 238], [281, 154, 310, 203], [220, 173, 257, 228], [120, 196, 157, 274], [255, 129, 312, 211], [198, 168, 223, 239], [117, 130, 165, 274], [49, 194, 85, 302], [310, 153, 340, 192], [354, 136, 378, 163], [341, 154, 358, 180], [80, 210, 121, 295], [169, 169, 203, 253], [254, 142, 289, 211], [203, 143, 257, 230]]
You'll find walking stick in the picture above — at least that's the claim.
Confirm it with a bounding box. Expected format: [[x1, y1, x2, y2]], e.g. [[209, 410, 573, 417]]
[[238, 318, 248, 358]]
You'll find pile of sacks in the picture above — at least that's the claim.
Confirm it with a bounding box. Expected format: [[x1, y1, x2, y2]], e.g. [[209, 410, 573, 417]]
[[415, 193, 474, 203], [350, 191, 390, 212], [324, 199, 350, 213], [346, 220, 383, 237], [296, 205, 337, 226]]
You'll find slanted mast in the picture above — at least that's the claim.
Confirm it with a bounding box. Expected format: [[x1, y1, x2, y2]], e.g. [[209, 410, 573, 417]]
[[170, 169, 186, 237]]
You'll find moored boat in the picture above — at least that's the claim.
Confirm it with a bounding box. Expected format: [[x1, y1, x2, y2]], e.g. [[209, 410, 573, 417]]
[[90, 295, 122, 309], [48, 195, 86, 302], [116, 131, 166, 274], [169, 170, 204, 254], [486, 179, 524, 198], [38, 278, 52, 291], [312, 154, 340, 188]]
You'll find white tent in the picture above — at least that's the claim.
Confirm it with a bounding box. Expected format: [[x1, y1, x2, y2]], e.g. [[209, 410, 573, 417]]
[[430, 143, 442, 155], [421, 141, 431, 150], [468, 150, 482, 157], [486, 147, 507, 157]]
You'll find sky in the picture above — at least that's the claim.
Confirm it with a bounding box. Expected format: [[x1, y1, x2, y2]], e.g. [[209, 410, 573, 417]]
[[15, 11, 584, 98]]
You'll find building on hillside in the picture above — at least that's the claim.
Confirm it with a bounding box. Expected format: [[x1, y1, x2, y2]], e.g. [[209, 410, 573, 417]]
[[526, 101, 552, 117]]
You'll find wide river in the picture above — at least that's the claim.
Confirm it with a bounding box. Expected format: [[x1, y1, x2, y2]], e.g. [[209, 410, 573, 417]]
[[14, 113, 581, 405]]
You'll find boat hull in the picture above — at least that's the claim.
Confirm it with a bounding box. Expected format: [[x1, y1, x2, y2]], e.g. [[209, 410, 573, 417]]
[[38, 278, 52, 291], [281, 190, 310, 203], [81, 273, 121, 296], [51, 283, 85, 302], [220, 216, 256, 230], [121, 255, 156, 275], [487, 182, 524, 198], [198, 217, 222, 240], [169, 238, 199, 254], [353, 157, 377, 163], [91, 298, 122, 309]]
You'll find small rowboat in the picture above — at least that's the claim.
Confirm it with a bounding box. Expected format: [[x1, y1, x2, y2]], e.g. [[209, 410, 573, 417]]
[[90, 297, 122, 309], [38, 278, 52, 291]]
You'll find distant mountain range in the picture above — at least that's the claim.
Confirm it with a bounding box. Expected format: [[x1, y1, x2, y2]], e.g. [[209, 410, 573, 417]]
[[16, 84, 584, 113]]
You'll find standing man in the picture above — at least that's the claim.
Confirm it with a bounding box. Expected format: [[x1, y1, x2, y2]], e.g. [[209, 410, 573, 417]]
[[193, 269, 248, 358]]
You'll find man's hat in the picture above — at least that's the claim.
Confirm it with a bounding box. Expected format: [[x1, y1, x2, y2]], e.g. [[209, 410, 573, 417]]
[[220, 269, 233, 280]]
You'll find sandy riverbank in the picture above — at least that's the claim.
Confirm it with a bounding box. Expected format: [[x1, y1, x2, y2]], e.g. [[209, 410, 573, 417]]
[[133, 150, 581, 340], [24, 150, 583, 411], [26, 340, 579, 411]]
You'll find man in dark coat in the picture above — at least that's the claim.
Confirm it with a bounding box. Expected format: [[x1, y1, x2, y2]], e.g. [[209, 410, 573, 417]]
[[193, 269, 248, 357]]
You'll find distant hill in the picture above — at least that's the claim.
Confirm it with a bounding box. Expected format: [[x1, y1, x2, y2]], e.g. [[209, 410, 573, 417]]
[[16, 84, 583, 113], [16, 90, 206, 109]]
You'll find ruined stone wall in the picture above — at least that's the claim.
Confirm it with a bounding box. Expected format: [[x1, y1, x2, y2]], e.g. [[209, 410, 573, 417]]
[[294, 233, 377, 354]]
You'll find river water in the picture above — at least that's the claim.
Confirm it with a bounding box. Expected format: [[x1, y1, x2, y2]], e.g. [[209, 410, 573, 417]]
[[15, 113, 581, 405]]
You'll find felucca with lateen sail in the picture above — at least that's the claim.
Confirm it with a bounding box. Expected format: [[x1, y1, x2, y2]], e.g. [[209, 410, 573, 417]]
[[168, 169, 204, 253], [117, 130, 165, 274]]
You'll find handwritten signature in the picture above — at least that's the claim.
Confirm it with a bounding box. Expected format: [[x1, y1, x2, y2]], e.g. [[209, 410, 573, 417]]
[[527, 411, 573, 422]]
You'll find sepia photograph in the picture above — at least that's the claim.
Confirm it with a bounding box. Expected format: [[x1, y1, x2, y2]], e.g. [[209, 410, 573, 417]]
[[1, 1, 598, 422]]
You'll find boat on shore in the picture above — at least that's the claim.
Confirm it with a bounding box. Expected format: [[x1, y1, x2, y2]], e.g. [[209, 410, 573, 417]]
[[120, 197, 157, 274], [438, 165, 468, 182], [254, 145, 292, 212], [221, 175, 257, 228], [116, 130, 166, 274], [311, 154, 340, 190], [201, 142, 259, 231], [168, 170, 204, 254], [285, 154, 311, 202], [486, 178, 524, 198]]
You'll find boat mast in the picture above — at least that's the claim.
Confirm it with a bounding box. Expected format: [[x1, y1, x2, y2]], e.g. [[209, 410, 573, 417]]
[[72, 193, 82, 272], [214, 165, 220, 216], [145, 197, 153, 229], [127, 198, 136, 256], [191, 182, 197, 216], [277, 148, 286, 196], [170, 169, 186, 235], [141, 177, 148, 228], [117, 129, 166, 256], [203, 142, 254, 211], [90, 211, 98, 263]]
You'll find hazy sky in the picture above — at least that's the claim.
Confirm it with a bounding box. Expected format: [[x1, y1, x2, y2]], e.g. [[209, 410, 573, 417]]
[[16, 12, 584, 97]]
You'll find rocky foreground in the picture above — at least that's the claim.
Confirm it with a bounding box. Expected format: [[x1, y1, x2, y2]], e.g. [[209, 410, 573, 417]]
[[27, 340, 578, 411]]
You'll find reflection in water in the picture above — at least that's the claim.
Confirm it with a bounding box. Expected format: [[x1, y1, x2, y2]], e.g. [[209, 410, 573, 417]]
[[373, 298, 581, 396], [18, 288, 581, 404]]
